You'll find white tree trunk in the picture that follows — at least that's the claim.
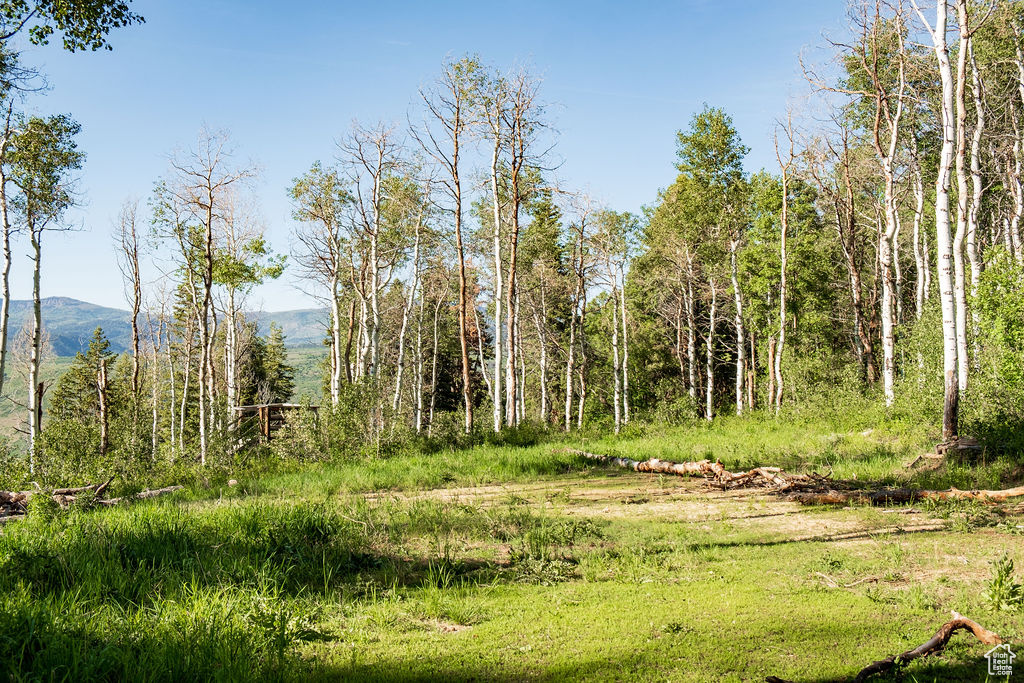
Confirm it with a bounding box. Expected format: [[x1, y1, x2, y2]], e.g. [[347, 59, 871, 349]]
[[473, 303, 493, 399], [516, 300, 525, 424], [151, 356, 159, 458], [414, 282, 425, 433], [610, 285, 622, 434], [618, 263, 631, 425], [775, 179, 790, 413], [1008, 116, 1024, 263], [490, 140, 504, 432], [952, 0, 971, 393], [564, 258, 581, 431], [179, 337, 191, 454], [533, 310, 547, 422], [730, 239, 745, 416], [392, 218, 422, 412], [0, 125, 11, 400], [1010, 14, 1024, 263], [427, 293, 444, 436], [686, 269, 697, 401], [879, 218, 897, 406], [967, 44, 984, 362], [225, 287, 237, 422], [876, 56, 906, 408], [166, 332, 176, 457], [913, 0, 960, 439], [705, 279, 717, 422], [27, 232, 42, 473], [576, 296, 588, 430], [329, 273, 342, 407], [912, 146, 926, 320]]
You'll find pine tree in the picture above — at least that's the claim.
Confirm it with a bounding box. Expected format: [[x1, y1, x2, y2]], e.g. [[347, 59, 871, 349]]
[[50, 327, 118, 423]]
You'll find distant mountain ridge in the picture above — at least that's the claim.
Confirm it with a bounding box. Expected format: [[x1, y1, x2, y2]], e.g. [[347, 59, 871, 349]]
[[1, 297, 328, 356]]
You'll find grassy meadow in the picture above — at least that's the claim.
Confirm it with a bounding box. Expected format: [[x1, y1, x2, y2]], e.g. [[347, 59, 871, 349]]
[[1, 414, 1021, 682]]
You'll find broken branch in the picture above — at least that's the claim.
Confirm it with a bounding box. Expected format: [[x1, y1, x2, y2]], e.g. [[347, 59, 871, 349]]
[[854, 611, 1001, 681]]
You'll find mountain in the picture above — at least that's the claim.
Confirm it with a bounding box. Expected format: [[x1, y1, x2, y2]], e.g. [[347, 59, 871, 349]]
[[6, 297, 135, 356], [1, 297, 328, 356], [250, 308, 327, 347]]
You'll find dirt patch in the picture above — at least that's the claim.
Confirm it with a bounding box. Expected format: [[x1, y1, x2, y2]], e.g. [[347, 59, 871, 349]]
[[360, 473, 951, 543]]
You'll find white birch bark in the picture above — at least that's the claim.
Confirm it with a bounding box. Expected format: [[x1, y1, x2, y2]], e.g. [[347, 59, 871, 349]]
[[392, 211, 422, 412], [610, 284, 621, 434], [729, 239, 745, 416], [533, 310, 547, 422], [952, 0, 971, 392], [472, 303, 493, 400], [913, 0, 960, 439], [685, 259, 697, 401], [414, 283, 425, 433], [877, 45, 907, 407], [27, 231, 42, 472], [1010, 13, 1024, 263], [516, 297, 525, 425], [225, 287, 237, 420], [705, 278, 717, 422], [564, 244, 582, 431], [490, 138, 504, 432], [427, 293, 443, 436], [329, 271, 343, 406], [966, 43, 984, 361], [911, 138, 926, 319], [774, 137, 791, 413], [0, 112, 13, 401], [618, 262, 631, 425]]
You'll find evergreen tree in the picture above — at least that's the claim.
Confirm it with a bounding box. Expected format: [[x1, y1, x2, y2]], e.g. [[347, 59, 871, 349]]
[[49, 327, 119, 423]]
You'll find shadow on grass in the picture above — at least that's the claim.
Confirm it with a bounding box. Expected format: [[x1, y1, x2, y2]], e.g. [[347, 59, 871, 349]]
[[307, 638, 997, 683], [0, 499, 520, 608], [683, 522, 945, 552]]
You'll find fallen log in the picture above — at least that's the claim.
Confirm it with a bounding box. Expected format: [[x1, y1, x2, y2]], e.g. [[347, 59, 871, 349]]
[[786, 485, 1024, 506], [51, 475, 114, 497], [566, 449, 831, 492], [853, 611, 1001, 681], [569, 448, 1024, 506], [0, 479, 184, 522]]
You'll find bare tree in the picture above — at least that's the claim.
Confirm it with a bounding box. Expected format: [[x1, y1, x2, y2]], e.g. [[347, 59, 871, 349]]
[[158, 128, 254, 465], [412, 57, 478, 433], [289, 161, 351, 407], [564, 196, 592, 431], [773, 113, 796, 413], [501, 68, 546, 428], [115, 199, 143, 404], [339, 122, 404, 381]]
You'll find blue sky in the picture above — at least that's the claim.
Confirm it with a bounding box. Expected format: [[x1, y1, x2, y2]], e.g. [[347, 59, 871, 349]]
[[10, 0, 845, 311]]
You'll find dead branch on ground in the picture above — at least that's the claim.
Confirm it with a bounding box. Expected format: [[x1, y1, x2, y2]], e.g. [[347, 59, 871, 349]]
[[0, 478, 184, 523], [568, 448, 1024, 506]]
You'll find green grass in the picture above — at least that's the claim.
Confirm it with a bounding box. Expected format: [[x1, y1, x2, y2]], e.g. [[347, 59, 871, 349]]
[[286, 345, 326, 403], [250, 411, 1017, 499], [1, 413, 1022, 681]]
